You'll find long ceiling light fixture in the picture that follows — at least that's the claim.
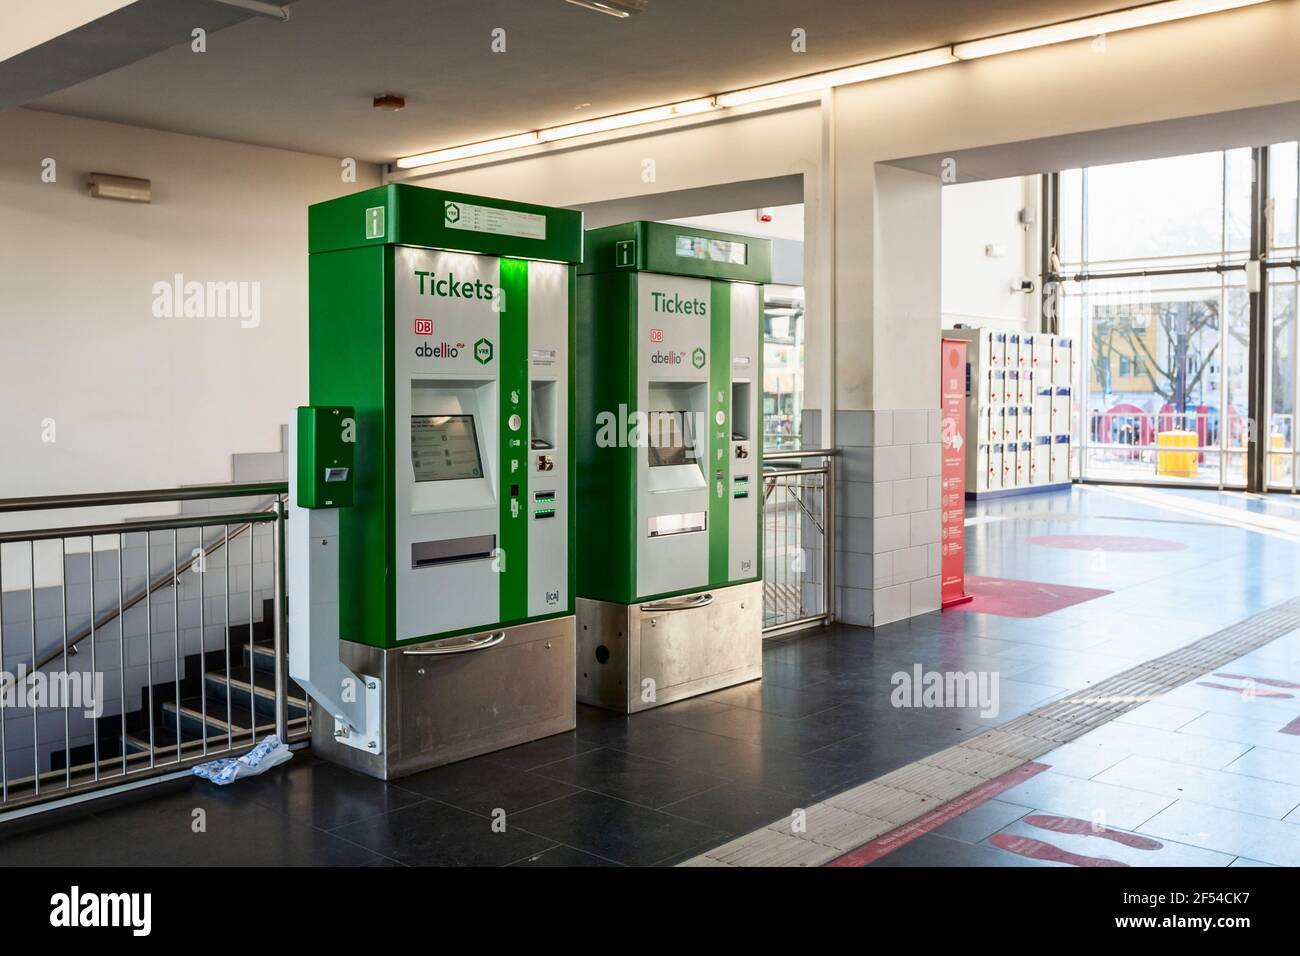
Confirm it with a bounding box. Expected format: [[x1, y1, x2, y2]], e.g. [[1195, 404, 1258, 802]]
[[952, 0, 1270, 59], [395, 0, 1273, 170]]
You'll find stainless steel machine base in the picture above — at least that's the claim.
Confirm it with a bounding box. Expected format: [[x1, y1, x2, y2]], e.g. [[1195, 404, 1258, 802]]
[[576, 581, 762, 713], [310, 616, 576, 780]]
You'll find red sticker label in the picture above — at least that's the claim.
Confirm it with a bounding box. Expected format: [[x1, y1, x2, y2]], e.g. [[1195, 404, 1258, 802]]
[[414, 318, 433, 335], [649, 328, 664, 343]]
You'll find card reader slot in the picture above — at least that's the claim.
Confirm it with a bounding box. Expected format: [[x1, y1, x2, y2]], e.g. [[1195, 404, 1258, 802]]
[[411, 534, 497, 569]]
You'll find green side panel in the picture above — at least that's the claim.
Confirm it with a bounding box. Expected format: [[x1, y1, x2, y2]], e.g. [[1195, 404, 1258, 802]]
[[499, 258, 529, 622], [575, 271, 637, 603], [581, 221, 771, 284], [708, 280, 731, 584], [295, 405, 355, 509], [309, 184, 583, 263], [567, 265, 578, 614], [308, 245, 395, 648]]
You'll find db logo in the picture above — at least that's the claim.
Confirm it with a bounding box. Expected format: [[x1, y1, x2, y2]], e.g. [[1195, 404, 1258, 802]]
[[649, 328, 664, 343], [414, 318, 433, 335]]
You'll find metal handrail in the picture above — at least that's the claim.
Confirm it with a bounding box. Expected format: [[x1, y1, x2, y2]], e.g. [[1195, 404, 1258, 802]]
[[0, 481, 288, 514], [761, 448, 837, 637], [0, 484, 285, 679], [763, 447, 839, 463], [0, 482, 298, 811]]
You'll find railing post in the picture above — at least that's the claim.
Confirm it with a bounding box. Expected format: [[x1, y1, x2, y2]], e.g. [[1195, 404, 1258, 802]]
[[272, 498, 289, 743], [822, 452, 835, 626]]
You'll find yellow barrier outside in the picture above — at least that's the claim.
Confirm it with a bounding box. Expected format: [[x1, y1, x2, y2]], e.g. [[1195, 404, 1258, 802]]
[[1156, 430, 1198, 478], [1271, 433, 1290, 484]]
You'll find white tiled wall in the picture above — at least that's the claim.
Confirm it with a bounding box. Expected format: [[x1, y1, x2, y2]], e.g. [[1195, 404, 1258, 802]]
[[834, 408, 944, 627]]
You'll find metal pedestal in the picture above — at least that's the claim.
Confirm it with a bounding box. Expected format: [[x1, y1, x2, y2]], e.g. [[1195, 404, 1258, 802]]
[[310, 616, 576, 780], [576, 581, 762, 713]]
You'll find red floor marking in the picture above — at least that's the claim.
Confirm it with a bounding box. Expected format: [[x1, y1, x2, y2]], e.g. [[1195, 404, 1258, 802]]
[[1029, 534, 1187, 553], [1024, 814, 1163, 850], [1214, 672, 1300, 690], [1280, 716, 1300, 736], [946, 576, 1113, 619], [1196, 681, 1293, 699], [989, 833, 1130, 867], [825, 761, 1050, 867]]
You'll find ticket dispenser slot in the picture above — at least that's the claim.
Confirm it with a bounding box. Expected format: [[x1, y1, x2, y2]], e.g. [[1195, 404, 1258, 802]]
[[531, 379, 558, 474], [645, 381, 707, 494]]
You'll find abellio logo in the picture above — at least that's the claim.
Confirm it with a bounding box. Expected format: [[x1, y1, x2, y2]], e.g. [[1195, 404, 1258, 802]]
[[650, 350, 685, 365], [415, 341, 464, 358]]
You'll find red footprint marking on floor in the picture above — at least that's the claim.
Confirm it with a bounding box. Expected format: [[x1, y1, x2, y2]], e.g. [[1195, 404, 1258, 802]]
[[990, 833, 1129, 867], [1196, 681, 1293, 699], [1213, 673, 1300, 690], [1024, 814, 1163, 850]]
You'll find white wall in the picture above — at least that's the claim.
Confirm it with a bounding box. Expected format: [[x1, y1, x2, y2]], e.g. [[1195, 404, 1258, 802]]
[[667, 203, 805, 242], [941, 176, 1040, 331], [0, 108, 381, 505], [0, 0, 137, 61]]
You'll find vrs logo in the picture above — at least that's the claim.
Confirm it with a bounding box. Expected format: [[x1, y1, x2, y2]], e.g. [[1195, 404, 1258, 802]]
[[474, 338, 494, 364], [445, 202, 461, 224], [692, 347, 706, 369]]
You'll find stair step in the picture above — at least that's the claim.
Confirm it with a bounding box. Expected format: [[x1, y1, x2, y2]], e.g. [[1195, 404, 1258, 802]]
[[204, 666, 307, 718], [160, 695, 307, 740], [242, 641, 278, 675]]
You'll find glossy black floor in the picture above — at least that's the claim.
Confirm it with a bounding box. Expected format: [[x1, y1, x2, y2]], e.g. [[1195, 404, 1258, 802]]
[[5, 486, 1296, 866], [0, 614, 1075, 867]]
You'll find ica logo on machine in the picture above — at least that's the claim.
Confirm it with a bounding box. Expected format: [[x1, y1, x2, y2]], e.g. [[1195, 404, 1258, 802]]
[[413, 270, 496, 301]]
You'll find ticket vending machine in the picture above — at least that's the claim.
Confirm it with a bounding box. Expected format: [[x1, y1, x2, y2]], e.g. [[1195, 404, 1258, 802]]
[[288, 184, 582, 778], [575, 221, 768, 712]]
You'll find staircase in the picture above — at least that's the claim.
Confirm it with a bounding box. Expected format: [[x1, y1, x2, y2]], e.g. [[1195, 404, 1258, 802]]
[[48, 599, 309, 782]]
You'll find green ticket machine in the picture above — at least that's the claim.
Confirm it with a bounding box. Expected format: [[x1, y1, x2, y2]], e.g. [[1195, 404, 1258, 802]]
[[575, 221, 769, 712], [289, 184, 581, 779]]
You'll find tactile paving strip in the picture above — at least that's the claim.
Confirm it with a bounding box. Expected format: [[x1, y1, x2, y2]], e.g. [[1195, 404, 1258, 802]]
[[682, 596, 1300, 867]]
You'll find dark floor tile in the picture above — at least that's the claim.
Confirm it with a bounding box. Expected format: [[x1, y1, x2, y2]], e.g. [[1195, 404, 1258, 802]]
[[703, 679, 845, 718], [397, 755, 580, 816], [868, 832, 1047, 867], [482, 731, 600, 771], [661, 782, 804, 835], [532, 747, 723, 809], [507, 844, 623, 867], [243, 755, 429, 830], [509, 790, 728, 867], [332, 800, 555, 866], [648, 697, 860, 755]]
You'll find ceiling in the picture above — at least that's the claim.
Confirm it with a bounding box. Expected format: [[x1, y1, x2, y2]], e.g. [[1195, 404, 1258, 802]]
[[23, 0, 1135, 164]]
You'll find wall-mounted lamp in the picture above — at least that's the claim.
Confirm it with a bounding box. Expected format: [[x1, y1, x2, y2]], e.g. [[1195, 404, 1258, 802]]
[[87, 173, 151, 203]]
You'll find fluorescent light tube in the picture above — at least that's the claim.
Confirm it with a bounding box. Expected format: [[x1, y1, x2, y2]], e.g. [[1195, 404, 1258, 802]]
[[538, 98, 717, 142], [953, 0, 1270, 59], [715, 47, 958, 108], [395, 132, 541, 169]]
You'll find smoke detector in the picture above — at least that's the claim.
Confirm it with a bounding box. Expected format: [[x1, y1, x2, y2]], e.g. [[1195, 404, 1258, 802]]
[[564, 0, 648, 17]]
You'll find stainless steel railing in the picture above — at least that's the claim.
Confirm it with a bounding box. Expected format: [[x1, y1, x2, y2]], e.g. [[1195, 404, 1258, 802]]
[[762, 449, 837, 637], [0, 482, 302, 812]]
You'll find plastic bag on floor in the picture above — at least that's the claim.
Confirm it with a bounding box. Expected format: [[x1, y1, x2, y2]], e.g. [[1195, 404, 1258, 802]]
[[192, 735, 292, 786]]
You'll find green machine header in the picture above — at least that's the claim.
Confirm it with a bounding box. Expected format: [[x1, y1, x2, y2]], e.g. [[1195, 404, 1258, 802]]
[[580, 220, 771, 283], [310, 183, 584, 263]]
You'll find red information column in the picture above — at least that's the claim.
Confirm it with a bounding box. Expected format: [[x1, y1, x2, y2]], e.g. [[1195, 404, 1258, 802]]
[[940, 339, 972, 608]]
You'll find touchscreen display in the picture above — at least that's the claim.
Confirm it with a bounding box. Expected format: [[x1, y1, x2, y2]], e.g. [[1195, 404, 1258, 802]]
[[411, 415, 483, 482]]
